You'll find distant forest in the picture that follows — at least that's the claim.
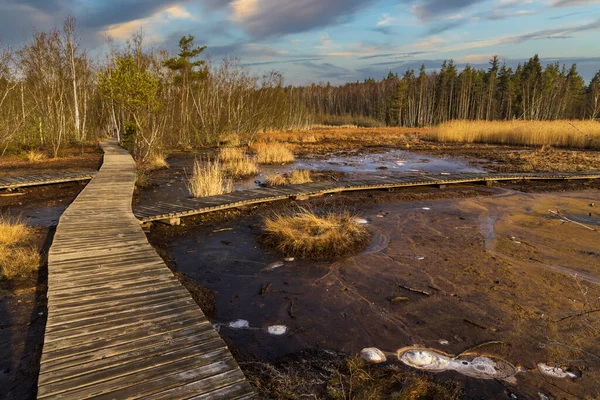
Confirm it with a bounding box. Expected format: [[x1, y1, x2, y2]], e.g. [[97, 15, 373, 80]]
[[1, 19, 599, 160]]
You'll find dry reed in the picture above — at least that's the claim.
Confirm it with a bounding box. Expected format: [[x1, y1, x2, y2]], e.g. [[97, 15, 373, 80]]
[[253, 142, 295, 164], [25, 150, 45, 162], [261, 209, 370, 259], [266, 169, 313, 186], [186, 159, 233, 198], [144, 152, 169, 170], [429, 120, 600, 149], [0, 215, 39, 279], [223, 155, 258, 178]]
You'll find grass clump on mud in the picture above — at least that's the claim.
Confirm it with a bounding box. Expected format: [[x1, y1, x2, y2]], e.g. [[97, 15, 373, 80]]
[[0, 215, 40, 279], [242, 351, 462, 400], [266, 169, 312, 186], [187, 159, 233, 198], [253, 142, 295, 164], [219, 147, 258, 178], [261, 208, 369, 260]]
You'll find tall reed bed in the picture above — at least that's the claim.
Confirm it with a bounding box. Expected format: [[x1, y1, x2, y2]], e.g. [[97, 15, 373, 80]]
[[429, 120, 600, 149], [186, 159, 233, 198]]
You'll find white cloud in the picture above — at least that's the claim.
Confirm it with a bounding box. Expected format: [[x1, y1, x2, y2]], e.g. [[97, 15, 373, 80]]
[[165, 5, 192, 20], [377, 13, 393, 26]]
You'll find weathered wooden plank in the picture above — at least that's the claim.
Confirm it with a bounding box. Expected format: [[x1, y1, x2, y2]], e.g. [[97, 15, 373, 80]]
[[39, 139, 253, 399]]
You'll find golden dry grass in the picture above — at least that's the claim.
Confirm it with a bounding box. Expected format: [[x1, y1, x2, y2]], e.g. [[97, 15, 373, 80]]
[[266, 169, 313, 186], [187, 159, 233, 198], [219, 146, 245, 162], [252, 142, 295, 164], [0, 247, 40, 279], [0, 215, 30, 247], [219, 133, 241, 147], [25, 150, 46, 162], [144, 152, 169, 170], [0, 215, 39, 279], [429, 120, 600, 149], [223, 155, 258, 178], [262, 209, 370, 260]]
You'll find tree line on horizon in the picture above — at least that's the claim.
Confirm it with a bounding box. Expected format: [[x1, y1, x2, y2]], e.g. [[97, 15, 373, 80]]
[[300, 55, 600, 128], [0, 18, 599, 161]]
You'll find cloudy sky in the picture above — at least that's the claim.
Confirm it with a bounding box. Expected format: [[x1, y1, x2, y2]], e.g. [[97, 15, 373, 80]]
[[1, 0, 599, 84]]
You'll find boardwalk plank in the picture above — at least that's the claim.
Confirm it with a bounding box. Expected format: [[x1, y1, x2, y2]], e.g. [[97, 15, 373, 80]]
[[38, 139, 254, 399]]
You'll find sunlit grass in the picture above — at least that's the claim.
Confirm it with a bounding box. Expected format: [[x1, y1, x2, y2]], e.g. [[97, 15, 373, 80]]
[[262, 209, 369, 260], [0, 215, 39, 280], [266, 169, 313, 186], [25, 150, 46, 162], [428, 120, 600, 149], [252, 142, 295, 164], [187, 159, 233, 198]]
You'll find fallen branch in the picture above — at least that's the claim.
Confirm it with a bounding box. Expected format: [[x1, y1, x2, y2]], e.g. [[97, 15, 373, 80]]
[[398, 284, 431, 296], [549, 209, 597, 232]]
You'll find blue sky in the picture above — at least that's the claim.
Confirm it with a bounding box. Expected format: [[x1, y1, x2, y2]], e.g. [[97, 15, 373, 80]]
[[1, 0, 599, 84]]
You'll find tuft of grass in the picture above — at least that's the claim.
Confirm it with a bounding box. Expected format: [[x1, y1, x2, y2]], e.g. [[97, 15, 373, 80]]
[[219, 147, 245, 162], [135, 170, 151, 188], [187, 159, 233, 198], [223, 155, 258, 178], [328, 356, 462, 400], [261, 209, 370, 260], [25, 150, 46, 162], [253, 142, 295, 164], [144, 152, 169, 170], [0, 215, 30, 247], [429, 120, 600, 149], [266, 169, 313, 186], [0, 247, 40, 279], [0, 215, 39, 280]]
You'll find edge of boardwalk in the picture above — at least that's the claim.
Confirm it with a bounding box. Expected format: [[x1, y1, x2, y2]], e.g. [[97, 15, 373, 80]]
[[37, 139, 254, 399]]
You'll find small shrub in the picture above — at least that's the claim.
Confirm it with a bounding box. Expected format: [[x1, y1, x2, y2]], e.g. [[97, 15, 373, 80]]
[[262, 209, 370, 260], [253, 142, 295, 164], [187, 159, 233, 198], [0, 246, 40, 279], [135, 170, 151, 188], [25, 150, 45, 162], [223, 155, 258, 178]]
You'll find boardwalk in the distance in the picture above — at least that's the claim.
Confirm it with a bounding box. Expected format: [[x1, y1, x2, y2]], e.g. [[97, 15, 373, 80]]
[[38, 139, 254, 399], [0, 171, 96, 190], [134, 171, 600, 223]]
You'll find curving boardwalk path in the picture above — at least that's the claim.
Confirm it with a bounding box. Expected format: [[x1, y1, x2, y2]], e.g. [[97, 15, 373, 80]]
[[134, 171, 600, 223], [0, 171, 96, 190], [38, 139, 254, 399]]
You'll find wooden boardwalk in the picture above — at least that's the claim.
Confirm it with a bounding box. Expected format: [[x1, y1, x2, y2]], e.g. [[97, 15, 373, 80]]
[[134, 171, 600, 223], [38, 139, 254, 399], [0, 171, 96, 190]]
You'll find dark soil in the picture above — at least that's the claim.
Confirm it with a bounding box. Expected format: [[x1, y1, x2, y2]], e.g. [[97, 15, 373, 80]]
[[0, 227, 53, 400], [146, 181, 600, 399], [0, 145, 102, 178]]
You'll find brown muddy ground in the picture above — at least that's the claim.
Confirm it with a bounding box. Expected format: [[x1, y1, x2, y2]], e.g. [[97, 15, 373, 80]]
[[0, 227, 52, 400], [0, 181, 87, 399], [0, 145, 102, 179], [148, 183, 600, 399]]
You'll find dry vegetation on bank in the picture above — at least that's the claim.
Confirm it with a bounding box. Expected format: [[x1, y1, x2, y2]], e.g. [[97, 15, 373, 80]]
[[261, 209, 370, 260], [186, 159, 233, 198], [429, 120, 600, 149], [266, 169, 312, 186], [0, 215, 40, 279], [218, 147, 258, 177], [252, 142, 295, 164]]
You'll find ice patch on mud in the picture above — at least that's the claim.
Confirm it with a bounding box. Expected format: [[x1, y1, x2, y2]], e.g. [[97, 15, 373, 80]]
[[229, 319, 250, 329], [538, 363, 579, 379], [361, 346, 518, 380], [268, 325, 288, 336], [361, 348, 387, 364], [398, 347, 517, 379]]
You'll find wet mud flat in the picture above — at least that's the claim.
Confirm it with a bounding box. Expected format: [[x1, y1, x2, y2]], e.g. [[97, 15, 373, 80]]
[[136, 148, 484, 209], [149, 185, 600, 399]]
